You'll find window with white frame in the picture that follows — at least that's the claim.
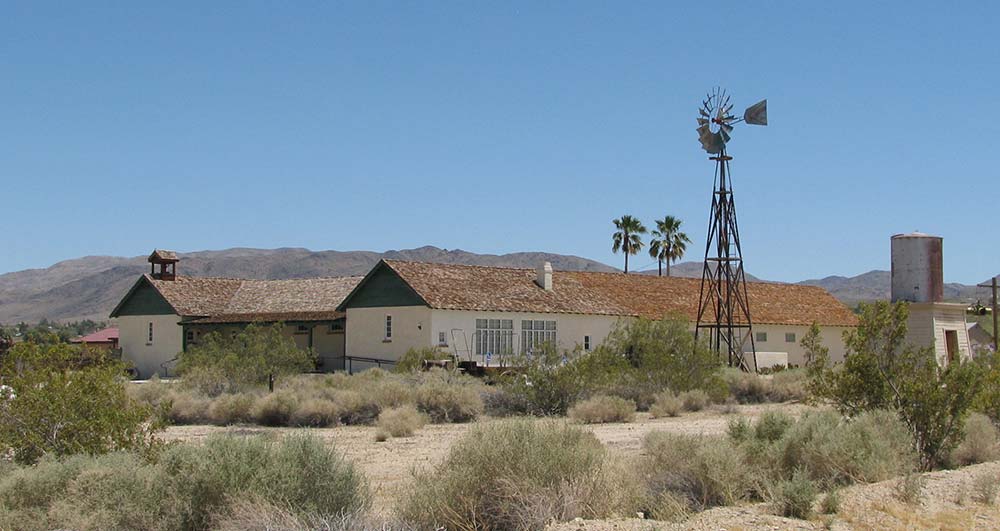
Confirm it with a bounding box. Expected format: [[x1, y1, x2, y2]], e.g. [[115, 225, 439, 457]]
[[438, 331, 448, 346], [584, 335, 592, 351], [476, 319, 514, 357], [521, 319, 556, 354], [384, 315, 392, 340], [756, 332, 767, 342], [147, 322, 153, 344], [785, 332, 796, 343]]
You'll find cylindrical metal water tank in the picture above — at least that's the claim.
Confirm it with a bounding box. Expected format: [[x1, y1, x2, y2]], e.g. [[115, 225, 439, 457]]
[[890, 232, 943, 303]]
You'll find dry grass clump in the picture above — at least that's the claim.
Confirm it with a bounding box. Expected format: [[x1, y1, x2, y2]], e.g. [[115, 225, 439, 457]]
[[568, 395, 635, 424], [679, 389, 710, 412], [252, 390, 299, 427], [649, 390, 682, 418], [397, 419, 642, 530], [895, 473, 925, 505], [167, 392, 213, 425], [413, 381, 483, 423], [0, 434, 369, 531], [377, 406, 427, 438], [208, 393, 258, 425], [214, 497, 415, 531], [973, 471, 1000, 505], [950, 412, 1000, 466], [290, 398, 341, 427], [722, 368, 808, 404], [641, 432, 755, 512], [481, 387, 532, 417]]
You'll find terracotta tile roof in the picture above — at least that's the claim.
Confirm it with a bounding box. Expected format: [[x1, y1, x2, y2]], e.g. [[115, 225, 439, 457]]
[[145, 274, 361, 322], [382, 260, 858, 327], [70, 327, 119, 343], [149, 249, 179, 262]]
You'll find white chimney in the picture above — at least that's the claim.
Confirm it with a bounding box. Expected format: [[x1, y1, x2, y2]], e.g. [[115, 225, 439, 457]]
[[536, 262, 553, 291]]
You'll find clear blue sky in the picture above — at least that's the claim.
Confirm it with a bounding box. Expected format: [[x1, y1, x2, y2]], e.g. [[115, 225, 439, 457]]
[[1, 2, 996, 283]]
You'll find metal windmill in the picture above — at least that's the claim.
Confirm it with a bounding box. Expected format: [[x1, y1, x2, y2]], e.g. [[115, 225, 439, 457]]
[[693, 88, 767, 371]]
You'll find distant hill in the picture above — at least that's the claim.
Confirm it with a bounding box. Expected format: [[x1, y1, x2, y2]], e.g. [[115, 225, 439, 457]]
[[800, 270, 989, 307], [0, 246, 617, 323]]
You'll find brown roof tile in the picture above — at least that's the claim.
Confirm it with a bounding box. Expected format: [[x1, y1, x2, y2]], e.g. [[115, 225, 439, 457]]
[[146, 275, 362, 321], [383, 260, 858, 327]]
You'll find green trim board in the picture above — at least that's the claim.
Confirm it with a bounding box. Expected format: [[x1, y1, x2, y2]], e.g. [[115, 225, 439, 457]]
[[337, 260, 428, 310], [109, 276, 178, 317]]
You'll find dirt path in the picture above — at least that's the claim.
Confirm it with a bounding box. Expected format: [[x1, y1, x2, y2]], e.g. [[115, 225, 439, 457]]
[[161, 402, 815, 515]]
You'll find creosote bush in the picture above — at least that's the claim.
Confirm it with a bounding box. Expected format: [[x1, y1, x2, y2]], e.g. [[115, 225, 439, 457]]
[[0, 434, 369, 531], [568, 395, 635, 424], [641, 432, 754, 511], [0, 343, 161, 464], [777, 469, 816, 519], [679, 389, 710, 412], [398, 419, 642, 530]]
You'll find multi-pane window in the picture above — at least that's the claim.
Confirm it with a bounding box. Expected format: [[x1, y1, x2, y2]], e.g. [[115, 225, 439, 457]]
[[584, 335, 592, 351], [438, 331, 448, 346], [147, 322, 154, 344], [330, 321, 345, 333], [785, 332, 796, 343], [476, 319, 514, 358], [385, 315, 392, 340], [756, 332, 767, 343], [521, 320, 556, 354]]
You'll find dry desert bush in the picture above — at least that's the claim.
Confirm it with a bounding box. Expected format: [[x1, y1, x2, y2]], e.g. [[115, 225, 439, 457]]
[[568, 395, 636, 424], [648, 390, 682, 418], [376, 405, 427, 438], [397, 419, 643, 530], [0, 434, 368, 531], [950, 412, 1000, 467]]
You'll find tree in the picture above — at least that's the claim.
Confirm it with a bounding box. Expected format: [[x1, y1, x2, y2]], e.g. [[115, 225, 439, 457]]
[[0, 342, 160, 464], [611, 215, 647, 273], [808, 301, 985, 469], [176, 323, 316, 395], [647, 215, 691, 277]]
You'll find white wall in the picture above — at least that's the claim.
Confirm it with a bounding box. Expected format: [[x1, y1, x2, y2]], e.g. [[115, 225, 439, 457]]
[[905, 303, 972, 365], [344, 306, 433, 362], [430, 309, 625, 364], [118, 314, 183, 378], [752, 324, 851, 367]]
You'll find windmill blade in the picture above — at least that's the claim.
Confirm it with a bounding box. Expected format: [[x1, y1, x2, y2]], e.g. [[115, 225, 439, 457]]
[[744, 99, 768, 125], [697, 118, 709, 125], [721, 122, 734, 134], [720, 129, 731, 144], [699, 107, 709, 118]]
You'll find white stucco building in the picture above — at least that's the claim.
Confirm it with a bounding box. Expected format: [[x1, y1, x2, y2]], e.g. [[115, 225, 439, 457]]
[[336, 259, 859, 370]]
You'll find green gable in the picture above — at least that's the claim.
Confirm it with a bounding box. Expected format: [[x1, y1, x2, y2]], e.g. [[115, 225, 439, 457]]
[[110, 277, 177, 317], [338, 261, 427, 309]]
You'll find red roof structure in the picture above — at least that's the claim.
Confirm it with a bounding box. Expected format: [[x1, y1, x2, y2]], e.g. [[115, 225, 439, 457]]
[[71, 327, 120, 345]]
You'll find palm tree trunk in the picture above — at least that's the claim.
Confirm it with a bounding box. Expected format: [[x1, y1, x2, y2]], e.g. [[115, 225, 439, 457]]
[[658, 259, 662, 277], [665, 243, 671, 277], [624, 252, 629, 274]]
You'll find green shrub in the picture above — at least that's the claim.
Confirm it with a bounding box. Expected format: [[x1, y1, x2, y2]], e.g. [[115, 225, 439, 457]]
[[950, 412, 1000, 466], [649, 391, 682, 418], [176, 323, 316, 396], [162, 434, 369, 530], [754, 411, 793, 442], [568, 395, 635, 424], [820, 489, 840, 514], [398, 419, 641, 530], [414, 381, 482, 423], [679, 389, 710, 412], [290, 398, 341, 427], [808, 301, 986, 469], [253, 391, 299, 426], [778, 410, 916, 488], [208, 393, 258, 425], [213, 497, 414, 531], [377, 405, 427, 437], [641, 432, 752, 510], [768, 369, 809, 402], [727, 417, 753, 442], [723, 368, 769, 404], [776, 469, 816, 519], [0, 343, 160, 464]]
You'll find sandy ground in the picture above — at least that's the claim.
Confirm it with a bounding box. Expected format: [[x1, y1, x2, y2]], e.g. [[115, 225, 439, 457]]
[[161, 403, 1000, 529]]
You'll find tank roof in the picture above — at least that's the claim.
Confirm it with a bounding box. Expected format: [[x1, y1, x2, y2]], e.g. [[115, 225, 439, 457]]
[[891, 231, 941, 239]]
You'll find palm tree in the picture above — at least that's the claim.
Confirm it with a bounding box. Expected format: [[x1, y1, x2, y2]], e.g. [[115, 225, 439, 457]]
[[648, 215, 691, 277], [612, 215, 647, 273]]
